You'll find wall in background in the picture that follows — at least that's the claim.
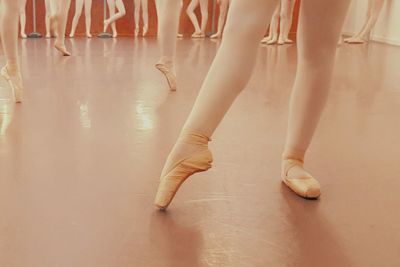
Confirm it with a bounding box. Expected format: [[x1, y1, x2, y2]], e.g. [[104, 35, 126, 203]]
[[342, 0, 400, 46]]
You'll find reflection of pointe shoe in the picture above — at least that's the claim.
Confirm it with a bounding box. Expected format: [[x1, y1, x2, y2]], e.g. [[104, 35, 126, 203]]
[[21, 33, 27, 39], [154, 133, 213, 210], [210, 33, 221, 39], [1, 66, 23, 103], [54, 43, 71, 56], [155, 63, 177, 91], [281, 159, 321, 199]]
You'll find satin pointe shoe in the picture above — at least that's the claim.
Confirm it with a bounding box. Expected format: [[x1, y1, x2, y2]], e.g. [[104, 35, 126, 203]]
[[282, 159, 321, 199], [155, 63, 177, 91], [154, 133, 213, 210]]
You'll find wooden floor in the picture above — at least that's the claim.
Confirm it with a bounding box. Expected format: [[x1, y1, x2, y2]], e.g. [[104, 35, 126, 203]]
[[0, 37, 399, 267]]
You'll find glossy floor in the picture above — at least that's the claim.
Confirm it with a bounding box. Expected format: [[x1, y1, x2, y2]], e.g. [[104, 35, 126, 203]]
[[1, 38, 399, 267]]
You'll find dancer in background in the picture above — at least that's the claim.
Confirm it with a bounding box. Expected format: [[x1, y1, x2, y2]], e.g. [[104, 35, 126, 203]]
[[1, 0, 23, 103], [155, 0, 350, 209], [19, 0, 27, 38], [210, 0, 230, 39], [344, 0, 385, 44], [69, 0, 93, 38], [134, 0, 149, 37], [49, 0, 72, 56], [187, 0, 209, 38], [261, 0, 296, 45], [104, 0, 126, 38], [155, 0, 181, 91]]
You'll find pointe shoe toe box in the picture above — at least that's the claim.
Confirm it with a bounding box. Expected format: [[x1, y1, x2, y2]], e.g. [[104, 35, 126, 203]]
[[283, 176, 321, 199]]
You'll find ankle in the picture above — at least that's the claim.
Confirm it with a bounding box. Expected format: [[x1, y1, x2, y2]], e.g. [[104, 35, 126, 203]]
[[5, 62, 20, 75], [178, 131, 211, 146]]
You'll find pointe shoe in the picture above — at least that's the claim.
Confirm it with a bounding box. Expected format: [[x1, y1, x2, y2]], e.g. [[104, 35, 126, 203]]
[[210, 33, 221, 39], [112, 31, 118, 38], [177, 33, 183, 38], [142, 26, 148, 37], [1, 66, 23, 103], [281, 159, 321, 199], [21, 33, 27, 39], [344, 37, 365, 44], [154, 133, 213, 210], [267, 39, 278, 45], [54, 43, 71, 56], [134, 28, 139, 37], [260, 36, 269, 44], [86, 33, 92, 38], [155, 63, 177, 91], [69, 33, 75, 38], [191, 32, 205, 38]]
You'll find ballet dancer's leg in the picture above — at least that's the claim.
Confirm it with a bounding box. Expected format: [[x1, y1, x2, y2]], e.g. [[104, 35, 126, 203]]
[[282, 0, 350, 198], [187, 0, 203, 37], [134, 0, 141, 36], [45, 0, 52, 38], [70, 0, 84, 37], [261, 3, 279, 44], [277, 0, 296, 44], [104, 0, 126, 37], [84, 0, 92, 37], [19, 0, 27, 38], [199, 0, 209, 36], [155, 0, 181, 92], [0, 0, 23, 102], [142, 0, 149, 36], [155, 0, 279, 209], [211, 0, 230, 39], [51, 0, 72, 56], [345, 0, 384, 44]]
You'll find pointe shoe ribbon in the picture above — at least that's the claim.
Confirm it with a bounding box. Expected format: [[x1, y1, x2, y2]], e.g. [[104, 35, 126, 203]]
[[1, 66, 23, 103], [155, 63, 177, 91], [282, 159, 321, 199], [154, 133, 213, 210]]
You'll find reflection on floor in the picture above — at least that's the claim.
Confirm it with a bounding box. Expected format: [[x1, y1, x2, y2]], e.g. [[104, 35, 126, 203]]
[[0, 38, 399, 267]]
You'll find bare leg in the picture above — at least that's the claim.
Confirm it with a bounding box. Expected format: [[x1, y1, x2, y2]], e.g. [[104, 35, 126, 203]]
[[51, 0, 72, 56], [345, 0, 384, 44], [277, 0, 296, 44], [70, 0, 84, 37], [104, 0, 126, 37], [19, 0, 27, 38], [0, 0, 23, 102], [211, 0, 230, 39], [155, 0, 279, 209], [142, 0, 149, 36], [187, 0, 203, 37], [85, 0, 92, 37], [282, 0, 350, 198], [155, 0, 181, 91]]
